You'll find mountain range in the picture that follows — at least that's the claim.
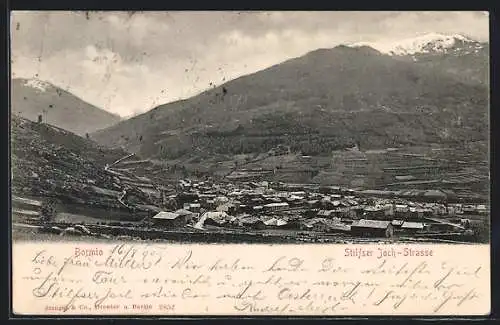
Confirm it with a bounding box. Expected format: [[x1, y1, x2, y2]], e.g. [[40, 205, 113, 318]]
[[11, 78, 122, 136], [9, 32, 490, 195], [90, 33, 489, 161]]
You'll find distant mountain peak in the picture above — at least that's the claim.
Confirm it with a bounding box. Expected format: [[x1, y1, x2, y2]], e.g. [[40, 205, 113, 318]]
[[387, 33, 480, 56], [334, 44, 381, 54], [12, 77, 121, 135], [22, 78, 53, 93], [347, 32, 484, 57], [303, 45, 382, 60]]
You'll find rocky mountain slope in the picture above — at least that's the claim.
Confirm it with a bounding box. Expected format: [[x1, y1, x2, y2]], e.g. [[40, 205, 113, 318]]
[[11, 115, 167, 216]]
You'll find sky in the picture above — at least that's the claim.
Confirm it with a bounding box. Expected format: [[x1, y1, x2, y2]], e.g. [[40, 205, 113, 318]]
[[10, 11, 489, 118]]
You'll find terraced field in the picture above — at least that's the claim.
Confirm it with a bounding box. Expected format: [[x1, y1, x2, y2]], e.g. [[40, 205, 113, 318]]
[[216, 142, 489, 201]]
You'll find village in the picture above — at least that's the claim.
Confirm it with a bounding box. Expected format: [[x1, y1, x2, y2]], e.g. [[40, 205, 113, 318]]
[[146, 179, 489, 241], [12, 175, 489, 244]]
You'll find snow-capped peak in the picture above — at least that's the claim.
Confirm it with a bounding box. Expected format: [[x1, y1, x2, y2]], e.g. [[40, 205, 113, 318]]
[[347, 33, 482, 56], [387, 33, 477, 56], [24, 78, 51, 93]]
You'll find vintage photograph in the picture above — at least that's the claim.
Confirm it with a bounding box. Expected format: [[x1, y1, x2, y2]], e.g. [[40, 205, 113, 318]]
[[10, 11, 490, 245]]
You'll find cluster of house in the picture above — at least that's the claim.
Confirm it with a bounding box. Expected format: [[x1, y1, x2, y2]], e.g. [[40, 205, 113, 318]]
[[149, 179, 488, 238]]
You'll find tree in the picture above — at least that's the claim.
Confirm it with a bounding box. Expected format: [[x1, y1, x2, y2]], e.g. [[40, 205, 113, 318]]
[[181, 166, 189, 178], [40, 199, 56, 223]]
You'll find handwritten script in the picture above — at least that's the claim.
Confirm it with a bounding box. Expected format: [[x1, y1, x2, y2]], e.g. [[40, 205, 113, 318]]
[[12, 243, 490, 315]]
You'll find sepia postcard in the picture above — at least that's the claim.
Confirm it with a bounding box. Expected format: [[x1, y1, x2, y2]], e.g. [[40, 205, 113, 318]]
[[10, 11, 491, 316]]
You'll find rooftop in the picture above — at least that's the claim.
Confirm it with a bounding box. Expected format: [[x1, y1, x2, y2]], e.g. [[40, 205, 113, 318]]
[[153, 211, 181, 220], [401, 221, 424, 229], [351, 219, 391, 229]]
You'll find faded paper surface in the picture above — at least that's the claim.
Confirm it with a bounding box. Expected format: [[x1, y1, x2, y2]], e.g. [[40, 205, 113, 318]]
[[10, 11, 491, 318], [13, 242, 490, 316]]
